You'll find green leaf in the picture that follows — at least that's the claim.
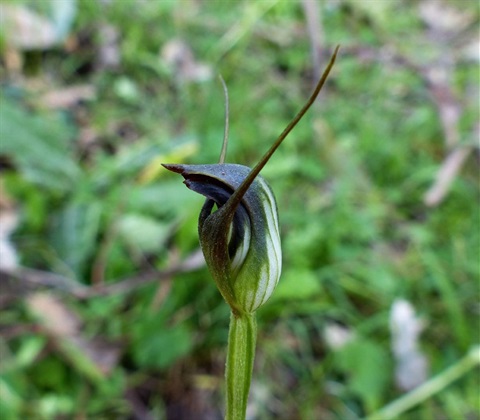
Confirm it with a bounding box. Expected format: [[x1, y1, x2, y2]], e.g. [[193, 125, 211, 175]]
[[28, 357, 67, 390], [118, 213, 171, 254], [49, 202, 102, 278], [270, 268, 322, 301], [126, 182, 202, 218], [0, 96, 80, 192], [336, 338, 391, 412], [38, 394, 75, 419], [0, 376, 23, 420], [14, 336, 47, 369], [132, 325, 193, 369]]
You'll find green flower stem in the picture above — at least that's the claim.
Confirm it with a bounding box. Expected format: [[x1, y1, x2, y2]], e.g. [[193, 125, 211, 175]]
[[226, 312, 257, 420], [368, 345, 480, 420]]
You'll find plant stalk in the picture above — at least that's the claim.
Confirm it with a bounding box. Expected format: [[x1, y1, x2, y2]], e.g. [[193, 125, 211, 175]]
[[225, 312, 257, 420], [368, 345, 480, 420]]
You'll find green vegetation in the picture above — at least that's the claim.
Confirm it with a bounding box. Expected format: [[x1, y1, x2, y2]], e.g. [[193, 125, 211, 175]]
[[1, 1, 478, 419]]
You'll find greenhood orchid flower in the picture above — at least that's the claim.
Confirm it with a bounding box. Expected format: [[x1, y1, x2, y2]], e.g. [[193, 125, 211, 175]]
[[162, 163, 281, 315], [162, 46, 339, 420]]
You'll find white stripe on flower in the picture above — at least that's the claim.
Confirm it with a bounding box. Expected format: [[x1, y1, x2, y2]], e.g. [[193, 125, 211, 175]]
[[243, 177, 281, 312], [230, 219, 251, 276]]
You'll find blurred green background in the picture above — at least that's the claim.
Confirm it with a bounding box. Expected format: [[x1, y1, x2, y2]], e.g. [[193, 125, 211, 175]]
[[0, 0, 479, 419]]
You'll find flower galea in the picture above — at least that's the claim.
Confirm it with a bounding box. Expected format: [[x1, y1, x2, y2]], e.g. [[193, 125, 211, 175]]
[[162, 163, 281, 315]]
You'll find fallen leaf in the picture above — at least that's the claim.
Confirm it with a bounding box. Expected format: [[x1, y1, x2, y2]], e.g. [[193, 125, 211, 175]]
[[161, 39, 212, 83], [40, 85, 96, 109], [0, 4, 57, 50], [419, 0, 474, 33], [0, 181, 19, 271], [27, 292, 122, 378], [27, 293, 80, 336], [390, 299, 429, 390]]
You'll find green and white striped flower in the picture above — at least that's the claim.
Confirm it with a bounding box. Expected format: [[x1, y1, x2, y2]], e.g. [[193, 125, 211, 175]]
[[163, 47, 339, 420], [162, 163, 281, 315]]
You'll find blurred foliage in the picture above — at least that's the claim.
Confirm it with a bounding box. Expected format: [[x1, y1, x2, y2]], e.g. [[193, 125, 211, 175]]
[[0, 0, 479, 419]]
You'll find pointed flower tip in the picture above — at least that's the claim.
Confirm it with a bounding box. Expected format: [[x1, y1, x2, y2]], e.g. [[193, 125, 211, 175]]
[[162, 163, 185, 174]]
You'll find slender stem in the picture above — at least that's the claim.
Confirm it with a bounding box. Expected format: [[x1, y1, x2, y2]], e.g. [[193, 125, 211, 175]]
[[212, 47, 340, 272], [222, 45, 339, 218], [218, 75, 229, 164], [368, 345, 480, 420], [225, 312, 257, 420]]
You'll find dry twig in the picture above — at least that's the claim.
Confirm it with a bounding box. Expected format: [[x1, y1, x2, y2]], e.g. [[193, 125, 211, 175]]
[[0, 249, 205, 300]]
